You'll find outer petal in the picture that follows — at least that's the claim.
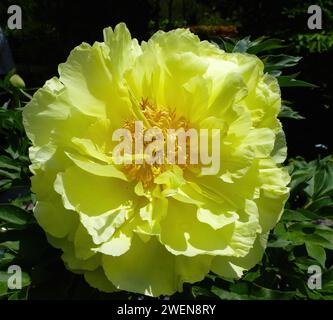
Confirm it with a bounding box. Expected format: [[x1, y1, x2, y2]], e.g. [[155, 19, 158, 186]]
[[54, 166, 138, 216], [34, 200, 77, 238], [255, 159, 290, 233], [65, 151, 128, 181], [241, 74, 281, 131], [51, 236, 101, 273], [22, 78, 93, 147], [211, 233, 268, 278], [103, 235, 176, 296], [103, 23, 142, 79], [159, 198, 259, 257], [84, 268, 118, 293], [103, 235, 212, 296]]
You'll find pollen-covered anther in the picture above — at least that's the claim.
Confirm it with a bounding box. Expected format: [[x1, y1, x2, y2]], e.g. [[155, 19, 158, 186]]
[[121, 98, 192, 189]]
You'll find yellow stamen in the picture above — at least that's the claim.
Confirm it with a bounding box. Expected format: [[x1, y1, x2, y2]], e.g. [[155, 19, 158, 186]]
[[121, 98, 192, 189]]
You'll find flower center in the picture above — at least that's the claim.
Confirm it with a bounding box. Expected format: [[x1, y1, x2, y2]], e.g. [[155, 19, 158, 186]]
[[121, 98, 192, 189]]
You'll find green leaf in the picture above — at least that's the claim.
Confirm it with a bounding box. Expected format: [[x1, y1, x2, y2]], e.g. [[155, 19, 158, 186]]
[[268, 239, 293, 248], [280, 230, 306, 246], [277, 75, 317, 88], [279, 105, 305, 120], [294, 257, 319, 271], [242, 269, 261, 282], [313, 163, 333, 198], [322, 267, 333, 292], [305, 242, 326, 267], [247, 38, 285, 55], [0, 281, 7, 296], [191, 286, 214, 298], [0, 179, 12, 192], [212, 283, 295, 300], [0, 252, 16, 268], [7, 288, 29, 300], [213, 38, 235, 53], [232, 36, 252, 53], [0, 205, 32, 226], [270, 130, 287, 162], [281, 209, 315, 222], [211, 286, 247, 300], [264, 54, 302, 72], [248, 284, 295, 300], [0, 270, 31, 288], [305, 234, 333, 250], [0, 156, 21, 172], [0, 169, 20, 180], [308, 196, 333, 212], [0, 241, 20, 252], [315, 227, 333, 243]]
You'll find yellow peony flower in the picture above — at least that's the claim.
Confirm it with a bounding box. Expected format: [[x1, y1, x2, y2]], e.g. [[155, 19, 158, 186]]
[[23, 23, 290, 296]]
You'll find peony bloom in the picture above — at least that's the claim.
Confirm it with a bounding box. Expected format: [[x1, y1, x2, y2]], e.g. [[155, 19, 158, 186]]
[[23, 23, 290, 296]]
